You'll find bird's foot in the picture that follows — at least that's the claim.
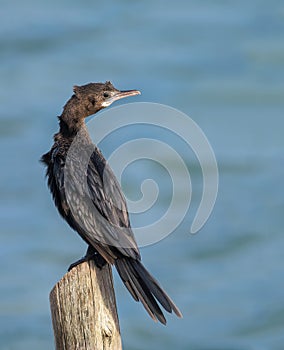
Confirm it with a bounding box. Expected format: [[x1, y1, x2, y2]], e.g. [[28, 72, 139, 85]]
[[68, 247, 107, 271], [68, 256, 88, 271], [91, 253, 107, 269]]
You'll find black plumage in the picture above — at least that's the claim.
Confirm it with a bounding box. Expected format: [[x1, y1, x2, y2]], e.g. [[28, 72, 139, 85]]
[[41, 81, 182, 324]]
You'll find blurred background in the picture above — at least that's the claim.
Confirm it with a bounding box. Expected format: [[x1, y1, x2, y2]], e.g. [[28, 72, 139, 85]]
[[1, 0, 284, 349]]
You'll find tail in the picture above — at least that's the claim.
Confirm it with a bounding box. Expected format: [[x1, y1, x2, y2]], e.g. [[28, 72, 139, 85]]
[[115, 258, 182, 325]]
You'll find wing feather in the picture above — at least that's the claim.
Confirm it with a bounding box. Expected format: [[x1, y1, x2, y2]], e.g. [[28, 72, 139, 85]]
[[48, 144, 140, 261]]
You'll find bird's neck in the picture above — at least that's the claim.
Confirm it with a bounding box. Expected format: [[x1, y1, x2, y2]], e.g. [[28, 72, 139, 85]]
[[58, 95, 86, 138]]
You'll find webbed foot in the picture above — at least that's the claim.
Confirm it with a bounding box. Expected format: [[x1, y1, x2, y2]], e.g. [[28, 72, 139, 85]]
[[68, 245, 107, 271]]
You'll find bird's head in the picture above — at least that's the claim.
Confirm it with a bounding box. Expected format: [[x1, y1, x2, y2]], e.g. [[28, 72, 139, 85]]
[[72, 81, 141, 117]]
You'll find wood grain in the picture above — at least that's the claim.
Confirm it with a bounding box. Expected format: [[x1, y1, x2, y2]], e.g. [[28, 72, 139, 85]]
[[50, 261, 122, 350]]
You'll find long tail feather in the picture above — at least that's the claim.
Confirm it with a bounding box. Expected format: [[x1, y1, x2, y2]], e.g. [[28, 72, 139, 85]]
[[115, 258, 182, 325]]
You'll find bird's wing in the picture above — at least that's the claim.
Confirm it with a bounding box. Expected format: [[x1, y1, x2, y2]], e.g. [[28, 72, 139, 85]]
[[62, 145, 140, 261], [87, 150, 130, 228]]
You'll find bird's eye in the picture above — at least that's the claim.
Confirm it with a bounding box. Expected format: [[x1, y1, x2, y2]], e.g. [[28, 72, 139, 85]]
[[103, 92, 110, 98]]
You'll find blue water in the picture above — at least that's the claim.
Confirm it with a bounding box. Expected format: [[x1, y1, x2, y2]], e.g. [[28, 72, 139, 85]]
[[1, 0, 284, 349]]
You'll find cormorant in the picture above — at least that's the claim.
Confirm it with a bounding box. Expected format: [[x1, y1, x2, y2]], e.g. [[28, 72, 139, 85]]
[[41, 81, 182, 324]]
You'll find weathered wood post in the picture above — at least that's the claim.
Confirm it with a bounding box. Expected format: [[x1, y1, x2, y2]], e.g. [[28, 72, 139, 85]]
[[49, 260, 122, 350]]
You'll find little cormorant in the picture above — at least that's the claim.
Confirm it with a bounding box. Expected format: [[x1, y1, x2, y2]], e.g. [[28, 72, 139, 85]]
[[41, 81, 182, 324]]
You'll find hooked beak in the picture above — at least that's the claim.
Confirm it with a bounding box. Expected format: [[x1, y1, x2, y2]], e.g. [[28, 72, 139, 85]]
[[102, 89, 141, 107]]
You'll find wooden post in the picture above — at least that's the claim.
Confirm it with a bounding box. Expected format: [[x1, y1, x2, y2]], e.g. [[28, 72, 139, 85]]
[[49, 260, 122, 350]]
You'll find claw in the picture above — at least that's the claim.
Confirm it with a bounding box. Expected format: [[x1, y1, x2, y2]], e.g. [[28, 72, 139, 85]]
[[68, 246, 107, 271]]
